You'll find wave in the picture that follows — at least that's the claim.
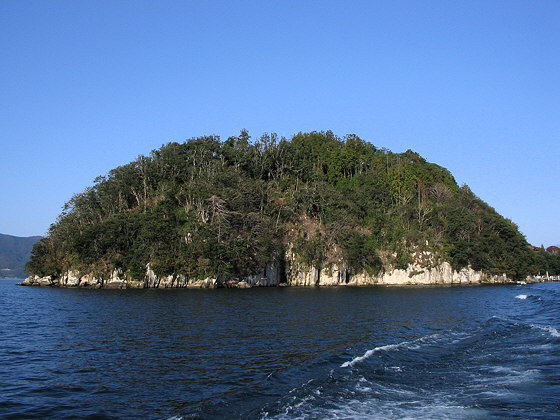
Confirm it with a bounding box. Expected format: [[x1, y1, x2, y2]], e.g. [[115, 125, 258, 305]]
[[531, 324, 560, 338], [515, 293, 543, 302], [191, 284, 560, 420], [268, 395, 488, 420], [513, 288, 560, 325], [263, 313, 560, 420], [339, 331, 472, 369], [340, 342, 404, 368]]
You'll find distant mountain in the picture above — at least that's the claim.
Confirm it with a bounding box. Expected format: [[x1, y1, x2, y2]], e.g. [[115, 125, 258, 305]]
[[0, 234, 42, 279]]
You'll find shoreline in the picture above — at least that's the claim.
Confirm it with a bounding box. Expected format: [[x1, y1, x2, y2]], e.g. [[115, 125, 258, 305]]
[[17, 274, 559, 290], [19, 261, 556, 290], [19, 278, 540, 290]]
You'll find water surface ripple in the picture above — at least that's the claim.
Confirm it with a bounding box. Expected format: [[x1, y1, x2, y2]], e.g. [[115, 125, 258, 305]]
[[1, 281, 559, 418]]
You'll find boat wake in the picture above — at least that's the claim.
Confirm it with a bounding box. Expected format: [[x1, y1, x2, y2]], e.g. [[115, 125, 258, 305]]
[[261, 314, 560, 419], [179, 284, 560, 420], [340, 342, 404, 368]]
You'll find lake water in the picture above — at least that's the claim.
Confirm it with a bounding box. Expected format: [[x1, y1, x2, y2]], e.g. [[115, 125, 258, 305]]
[[1, 280, 559, 419]]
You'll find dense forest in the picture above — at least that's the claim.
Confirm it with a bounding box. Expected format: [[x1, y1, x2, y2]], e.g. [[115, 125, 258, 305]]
[[27, 131, 559, 284]]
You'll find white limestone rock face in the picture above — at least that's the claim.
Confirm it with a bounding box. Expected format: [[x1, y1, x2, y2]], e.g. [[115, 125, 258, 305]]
[[186, 278, 216, 288], [285, 246, 363, 286], [58, 270, 80, 287], [141, 264, 219, 288], [78, 274, 100, 288], [157, 275, 174, 288], [22, 275, 52, 286], [286, 265, 347, 286], [20, 276, 35, 286], [145, 265, 158, 288], [23, 247, 511, 288], [288, 266, 319, 286], [284, 249, 317, 286], [106, 269, 126, 289], [345, 271, 377, 286], [359, 261, 488, 286], [159, 274, 191, 288], [316, 266, 341, 286], [174, 275, 189, 287], [285, 244, 374, 286], [142, 265, 218, 288], [37, 277, 52, 286], [284, 244, 504, 287]]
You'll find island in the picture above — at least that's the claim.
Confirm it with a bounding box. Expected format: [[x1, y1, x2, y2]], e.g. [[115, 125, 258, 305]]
[[22, 131, 560, 288]]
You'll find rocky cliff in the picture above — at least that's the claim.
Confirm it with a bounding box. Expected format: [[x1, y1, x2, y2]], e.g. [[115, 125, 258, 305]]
[[21, 249, 511, 288]]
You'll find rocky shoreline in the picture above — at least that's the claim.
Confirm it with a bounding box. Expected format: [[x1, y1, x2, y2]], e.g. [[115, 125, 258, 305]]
[[20, 259, 515, 289]]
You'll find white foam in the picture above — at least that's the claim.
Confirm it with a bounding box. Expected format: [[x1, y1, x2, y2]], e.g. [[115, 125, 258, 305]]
[[340, 332, 469, 369], [341, 343, 404, 368], [545, 327, 560, 337], [487, 366, 520, 375], [341, 349, 374, 368], [531, 324, 560, 337], [279, 397, 489, 420], [515, 294, 528, 300]]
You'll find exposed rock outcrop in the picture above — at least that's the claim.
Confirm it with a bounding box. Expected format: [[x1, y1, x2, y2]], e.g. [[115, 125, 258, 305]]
[[20, 243, 513, 289], [20, 256, 510, 289]]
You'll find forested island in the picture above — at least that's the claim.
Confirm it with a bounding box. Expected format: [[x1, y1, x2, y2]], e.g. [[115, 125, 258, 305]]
[[24, 131, 560, 288]]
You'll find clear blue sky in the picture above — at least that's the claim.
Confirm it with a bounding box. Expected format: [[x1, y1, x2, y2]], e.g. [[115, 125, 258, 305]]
[[1, 1, 558, 246]]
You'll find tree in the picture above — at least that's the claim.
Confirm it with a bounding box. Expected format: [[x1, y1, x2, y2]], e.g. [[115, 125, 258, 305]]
[[26, 130, 539, 285]]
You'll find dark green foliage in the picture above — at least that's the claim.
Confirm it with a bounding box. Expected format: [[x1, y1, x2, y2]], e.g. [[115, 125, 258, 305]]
[[532, 247, 560, 277], [336, 228, 383, 275], [26, 131, 547, 282]]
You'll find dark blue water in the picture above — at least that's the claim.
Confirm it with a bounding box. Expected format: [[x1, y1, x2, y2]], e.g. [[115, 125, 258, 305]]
[[1, 280, 559, 419]]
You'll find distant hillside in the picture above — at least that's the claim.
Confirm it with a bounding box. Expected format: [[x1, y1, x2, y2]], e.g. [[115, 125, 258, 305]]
[[0, 234, 42, 278]]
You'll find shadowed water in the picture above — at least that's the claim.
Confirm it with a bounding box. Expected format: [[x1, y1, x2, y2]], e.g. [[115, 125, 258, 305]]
[[1, 280, 559, 419]]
